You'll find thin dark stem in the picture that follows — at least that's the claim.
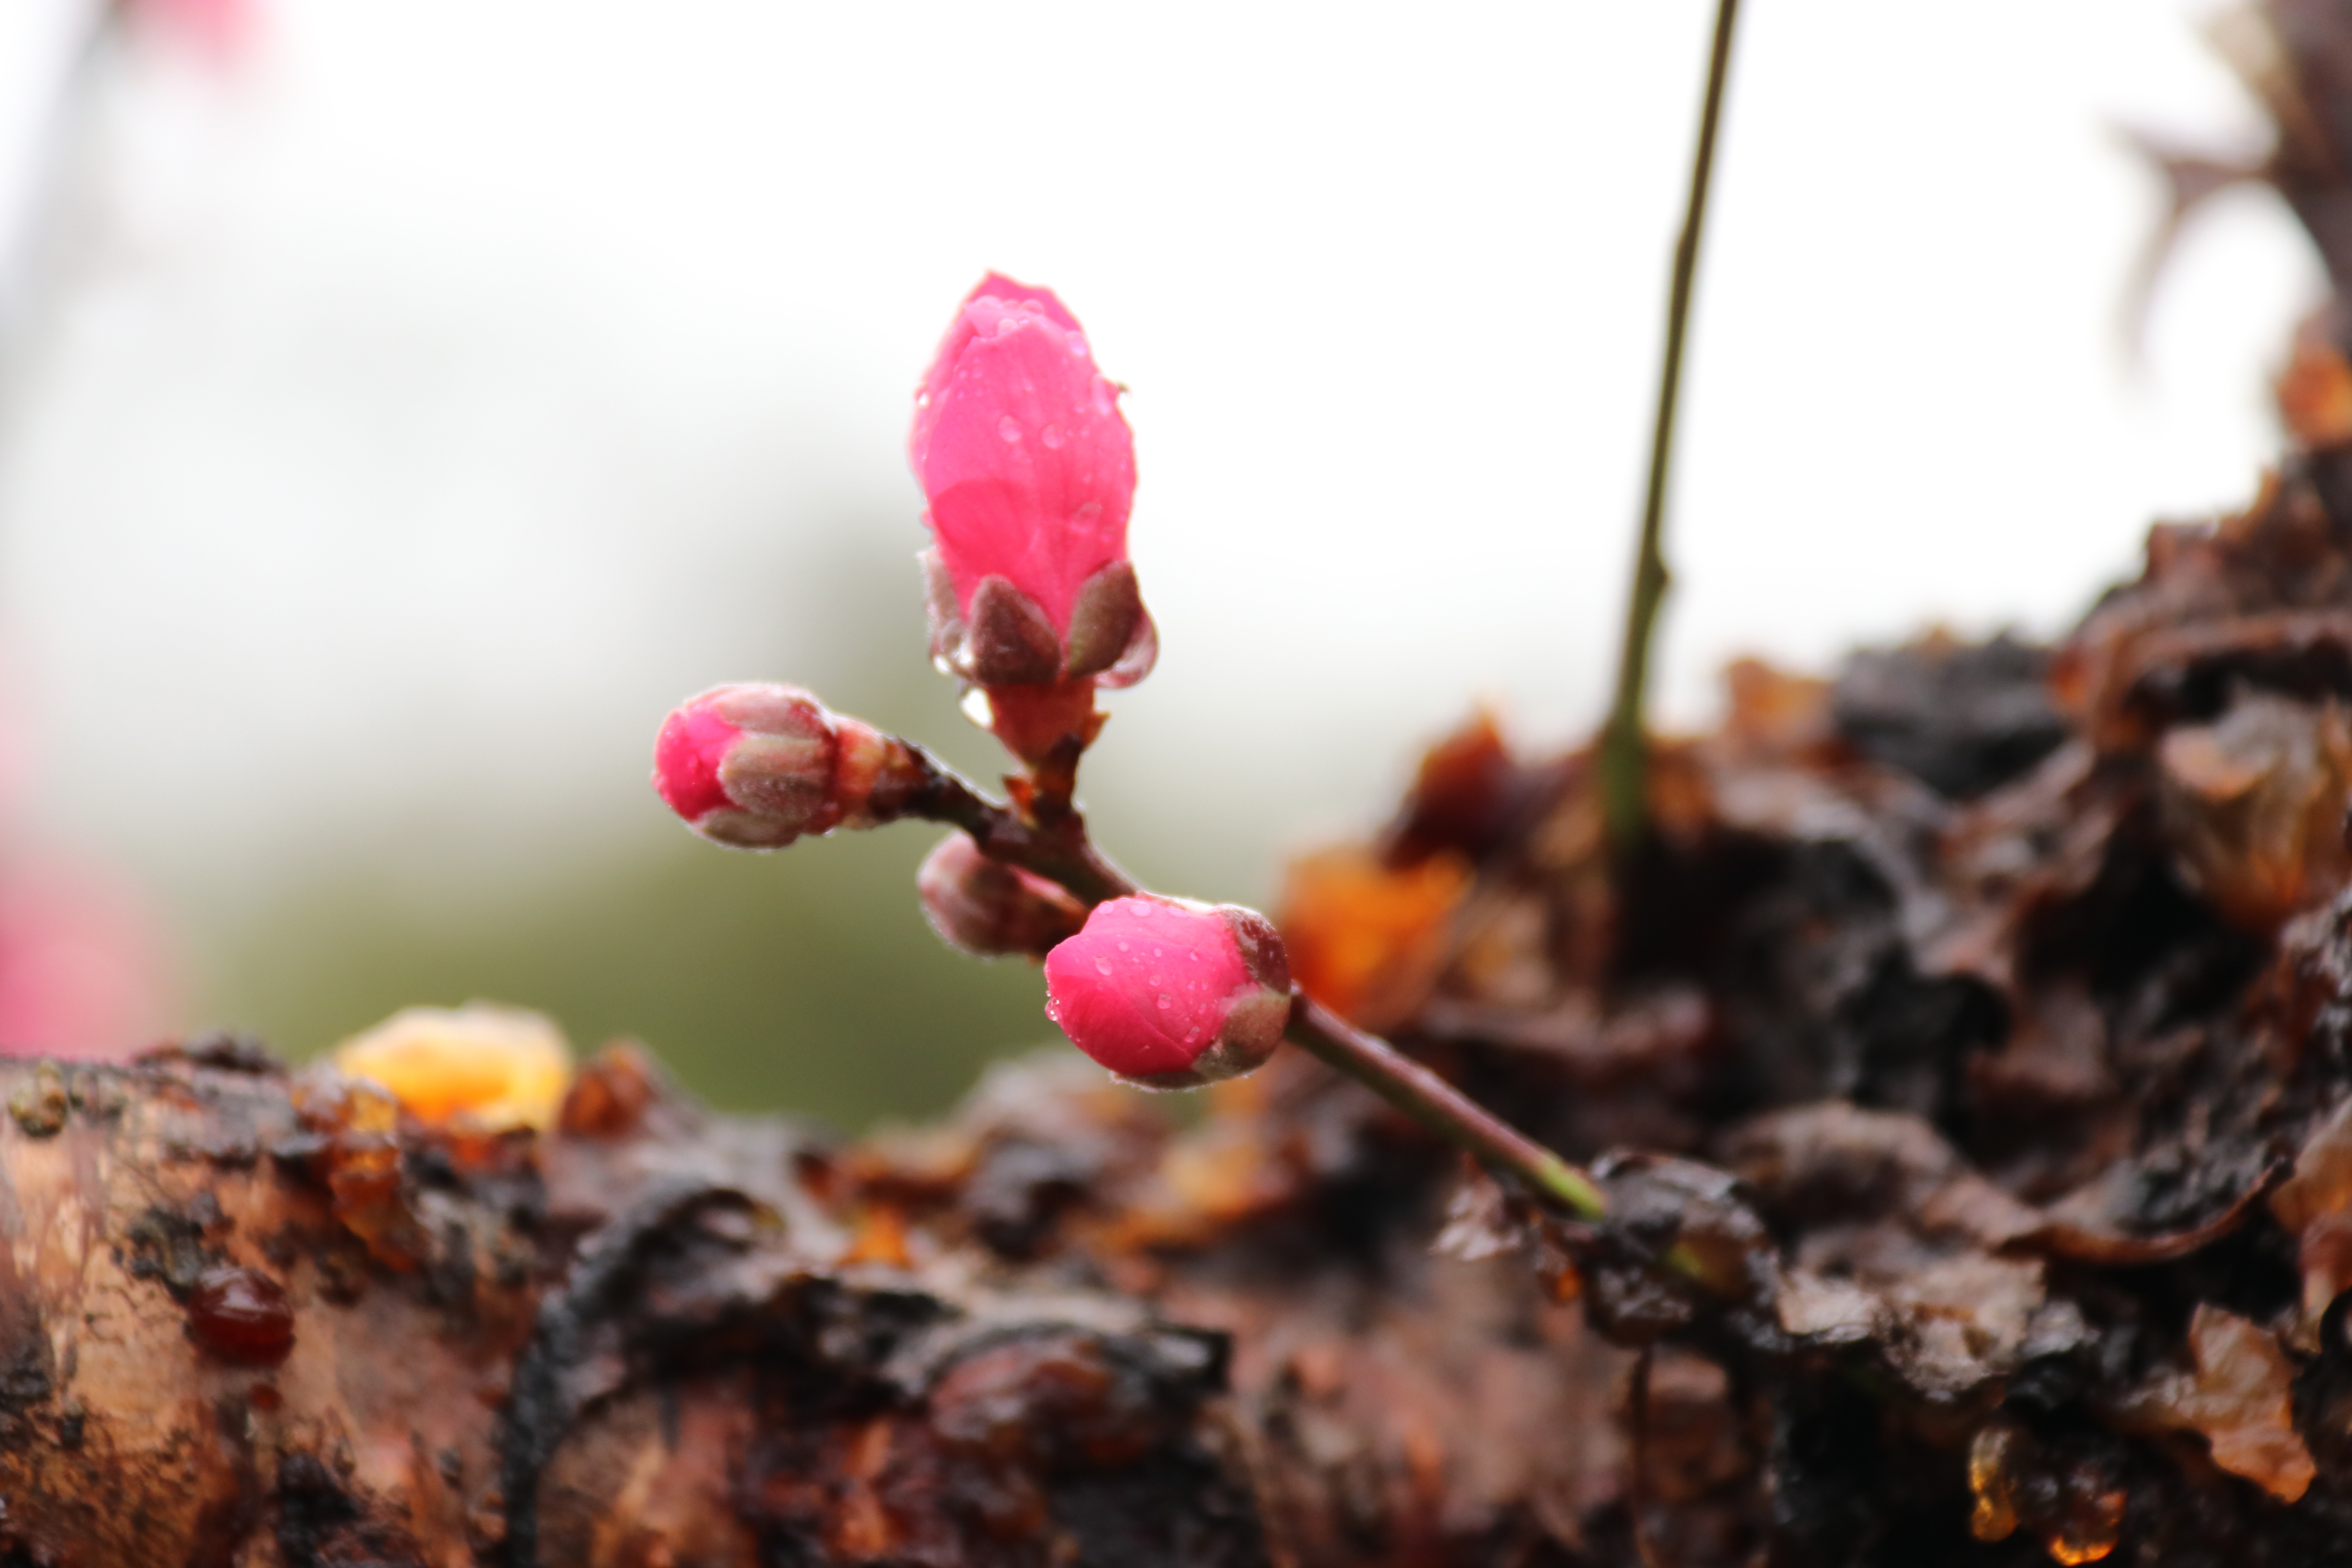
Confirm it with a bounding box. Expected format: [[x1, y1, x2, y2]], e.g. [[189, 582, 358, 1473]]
[[1283, 994, 1609, 1221], [894, 739, 1618, 1226], [1598, 0, 1743, 853], [898, 740, 1138, 906]]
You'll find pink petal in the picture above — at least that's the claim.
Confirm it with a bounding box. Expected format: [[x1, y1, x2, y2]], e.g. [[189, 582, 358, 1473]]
[[652, 700, 741, 823], [910, 277, 1135, 639], [1043, 896, 1253, 1077], [913, 272, 1083, 430]]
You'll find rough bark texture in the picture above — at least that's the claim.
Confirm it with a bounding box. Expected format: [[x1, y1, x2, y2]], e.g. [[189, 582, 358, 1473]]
[[24, 5, 2352, 1564], [0, 1043, 1267, 1567]]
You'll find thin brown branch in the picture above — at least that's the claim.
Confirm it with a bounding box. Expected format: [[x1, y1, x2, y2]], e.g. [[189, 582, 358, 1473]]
[[1598, 0, 1743, 854], [896, 738, 1139, 907], [896, 739, 1621, 1227], [1283, 993, 1609, 1221]]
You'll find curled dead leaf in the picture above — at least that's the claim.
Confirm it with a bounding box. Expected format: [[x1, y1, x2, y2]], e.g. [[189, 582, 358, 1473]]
[[1278, 845, 1469, 1031], [2279, 331, 2352, 448], [2120, 1304, 2315, 1503], [2269, 1097, 2352, 1346], [2158, 691, 2352, 929]]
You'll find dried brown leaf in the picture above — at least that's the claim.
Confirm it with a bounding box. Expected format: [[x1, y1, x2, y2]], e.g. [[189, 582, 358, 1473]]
[[2124, 1305, 2315, 1502], [1278, 846, 1469, 1031]]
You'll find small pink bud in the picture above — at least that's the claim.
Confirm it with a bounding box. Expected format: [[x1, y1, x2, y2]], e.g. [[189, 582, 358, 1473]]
[[912, 274, 1155, 688], [1041, 895, 1293, 1089], [916, 833, 1087, 958], [652, 684, 925, 850]]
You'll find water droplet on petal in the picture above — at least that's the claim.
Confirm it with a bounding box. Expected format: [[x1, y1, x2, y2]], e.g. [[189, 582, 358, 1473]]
[[1073, 501, 1103, 525], [1040, 424, 1067, 449], [1092, 375, 1118, 414], [1185, 1027, 1201, 1043], [997, 415, 1023, 443], [1095, 959, 1113, 975], [1148, 974, 1162, 986], [1116, 939, 1130, 952], [1068, 333, 1089, 357], [1157, 995, 1172, 1010]]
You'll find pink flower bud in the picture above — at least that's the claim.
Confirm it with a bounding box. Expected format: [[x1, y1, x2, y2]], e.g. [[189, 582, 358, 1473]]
[[652, 684, 926, 850], [1042, 895, 1292, 1089], [912, 274, 1155, 689], [916, 832, 1087, 958]]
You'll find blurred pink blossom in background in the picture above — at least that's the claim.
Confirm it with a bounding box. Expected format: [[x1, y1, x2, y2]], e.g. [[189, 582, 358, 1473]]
[[0, 857, 173, 1058], [114, 0, 257, 68]]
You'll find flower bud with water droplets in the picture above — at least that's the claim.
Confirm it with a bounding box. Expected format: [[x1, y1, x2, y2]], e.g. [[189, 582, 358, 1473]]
[[916, 832, 1087, 959], [653, 683, 927, 850], [1041, 894, 1292, 1089], [910, 273, 1156, 690]]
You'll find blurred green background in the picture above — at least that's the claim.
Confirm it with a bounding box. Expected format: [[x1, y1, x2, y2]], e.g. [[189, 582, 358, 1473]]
[[202, 826, 1058, 1129]]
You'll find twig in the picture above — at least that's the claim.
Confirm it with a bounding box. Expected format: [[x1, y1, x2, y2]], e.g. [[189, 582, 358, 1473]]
[[1628, 1346, 1667, 1568], [891, 729, 1616, 1223], [1597, 0, 1744, 853], [897, 740, 1139, 906], [1283, 994, 1609, 1221]]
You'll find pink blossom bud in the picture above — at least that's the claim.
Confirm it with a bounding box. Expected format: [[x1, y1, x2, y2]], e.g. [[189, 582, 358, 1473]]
[[911, 274, 1156, 689], [1041, 894, 1293, 1089], [916, 833, 1087, 958], [652, 684, 926, 850]]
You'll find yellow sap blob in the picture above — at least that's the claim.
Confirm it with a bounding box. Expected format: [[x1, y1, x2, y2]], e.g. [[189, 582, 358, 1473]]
[[332, 1003, 571, 1131]]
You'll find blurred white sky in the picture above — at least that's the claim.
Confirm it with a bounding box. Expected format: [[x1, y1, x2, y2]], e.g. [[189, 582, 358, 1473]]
[[0, 0, 2322, 912]]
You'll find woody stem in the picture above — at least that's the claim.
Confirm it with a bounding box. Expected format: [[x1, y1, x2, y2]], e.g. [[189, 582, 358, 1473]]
[[895, 735, 1612, 1222], [1282, 995, 1609, 1221], [902, 745, 1137, 906], [1596, 0, 1742, 855]]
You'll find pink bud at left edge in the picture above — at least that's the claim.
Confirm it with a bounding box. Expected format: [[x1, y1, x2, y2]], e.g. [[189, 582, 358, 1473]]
[[653, 684, 922, 850]]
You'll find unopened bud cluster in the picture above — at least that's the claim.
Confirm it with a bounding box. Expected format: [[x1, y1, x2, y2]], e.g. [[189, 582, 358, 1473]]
[[655, 277, 1296, 1095], [653, 684, 927, 850]]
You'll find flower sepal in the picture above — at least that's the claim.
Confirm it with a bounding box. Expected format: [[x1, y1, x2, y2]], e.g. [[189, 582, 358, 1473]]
[[922, 550, 1157, 691]]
